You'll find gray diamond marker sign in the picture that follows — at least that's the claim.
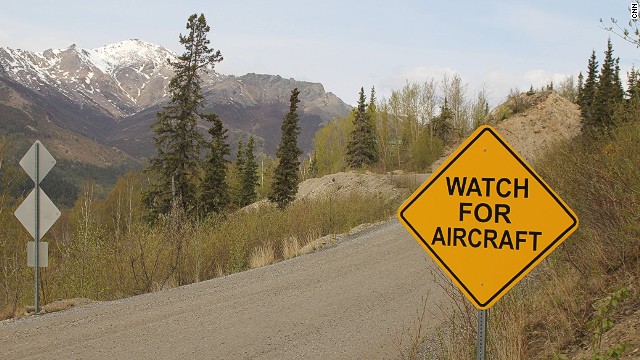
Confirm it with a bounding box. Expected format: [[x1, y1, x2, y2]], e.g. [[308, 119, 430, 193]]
[[14, 188, 60, 240], [19, 140, 56, 183]]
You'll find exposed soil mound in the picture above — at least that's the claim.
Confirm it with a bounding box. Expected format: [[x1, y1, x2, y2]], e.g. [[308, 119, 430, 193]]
[[431, 91, 582, 171], [296, 171, 400, 201], [241, 171, 403, 212]]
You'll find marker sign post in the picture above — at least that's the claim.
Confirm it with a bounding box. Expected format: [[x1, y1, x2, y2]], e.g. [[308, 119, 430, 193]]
[[14, 141, 60, 314], [398, 126, 578, 358]]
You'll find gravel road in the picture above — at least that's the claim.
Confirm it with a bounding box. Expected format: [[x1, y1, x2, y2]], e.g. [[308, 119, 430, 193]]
[[0, 219, 449, 359]]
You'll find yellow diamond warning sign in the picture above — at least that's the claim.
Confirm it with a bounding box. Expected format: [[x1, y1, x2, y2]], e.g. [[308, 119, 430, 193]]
[[398, 125, 578, 310]]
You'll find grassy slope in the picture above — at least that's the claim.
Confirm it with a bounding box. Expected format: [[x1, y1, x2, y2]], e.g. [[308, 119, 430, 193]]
[[428, 119, 640, 360], [526, 120, 640, 359]]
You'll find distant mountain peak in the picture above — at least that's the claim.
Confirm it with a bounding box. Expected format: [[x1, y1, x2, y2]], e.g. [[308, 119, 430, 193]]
[[0, 39, 351, 159]]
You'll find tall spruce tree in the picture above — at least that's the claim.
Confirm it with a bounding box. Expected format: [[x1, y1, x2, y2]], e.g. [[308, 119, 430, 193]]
[[593, 39, 623, 132], [235, 137, 246, 173], [577, 71, 584, 102], [270, 88, 302, 209], [613, 58, 625, 101], [432, 97, 454, 143], [579, 51, 599, 128], [200, 114, 230, 215], [239, 136, 259, 206], [346, 87, 378, 168], [367, 86, 378, 129], [627, 66, 640, 100], [145, 13, 222, 217], [231, 136, 246, 205]]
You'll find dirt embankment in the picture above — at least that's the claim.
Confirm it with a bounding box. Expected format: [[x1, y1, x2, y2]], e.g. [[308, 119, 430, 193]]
[[296, 171, 401, 201], [244, 171, 412, 212], [431, 91, 582, 171]]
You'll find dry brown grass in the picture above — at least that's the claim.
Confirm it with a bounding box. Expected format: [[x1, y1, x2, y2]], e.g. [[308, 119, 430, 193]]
[[214, 264, 225, 278], [486, 288, 527, 359], [282, 237, 300, 260], [249, 243, 275, 269], [0, 307, 14, 321], [42, 298, 93, 314]]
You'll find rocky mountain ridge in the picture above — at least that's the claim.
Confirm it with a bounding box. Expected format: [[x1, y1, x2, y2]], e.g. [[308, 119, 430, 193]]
[[0, 39, 351, 161]]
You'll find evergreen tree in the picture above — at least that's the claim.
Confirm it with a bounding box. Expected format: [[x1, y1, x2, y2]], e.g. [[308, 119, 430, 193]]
[[613, 58, 625, 101], [527, 85, 535, 95], [144, 13, 222, 218], [228, 136, 245, 207], [577, 71, 584, 101], [235, 137, 245, 173], [269, 88, 302, 209], [368, 87, 377, 113], [432, 98, 454, 143], [367, 86, 378, 131], [592, 39, 623, 132], [346, 87, 378, 168], [230, 136, 247, 207], [200, 113, 230, 215], [627, 66, 640, 100], [239, 136, 259, 206], [579, 51, 599, 128]]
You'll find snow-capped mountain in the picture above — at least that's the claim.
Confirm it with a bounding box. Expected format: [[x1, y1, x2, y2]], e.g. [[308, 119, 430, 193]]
[[0, 39, 351, 159], [0, 40, 176, 117]]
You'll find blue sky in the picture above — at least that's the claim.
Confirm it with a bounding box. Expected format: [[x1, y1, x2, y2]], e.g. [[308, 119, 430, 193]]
[[1, 1, 638, 105]]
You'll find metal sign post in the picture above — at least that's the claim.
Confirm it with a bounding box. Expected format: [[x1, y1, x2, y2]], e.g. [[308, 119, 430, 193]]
[[34, 142, 40, 314], [477, 309, 487, 360], [14, 140, 60, 315]]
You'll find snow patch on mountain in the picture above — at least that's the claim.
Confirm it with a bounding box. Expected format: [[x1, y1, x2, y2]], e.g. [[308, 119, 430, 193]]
[[81, 48, 113, 75], [91, 39, 177, 74]]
